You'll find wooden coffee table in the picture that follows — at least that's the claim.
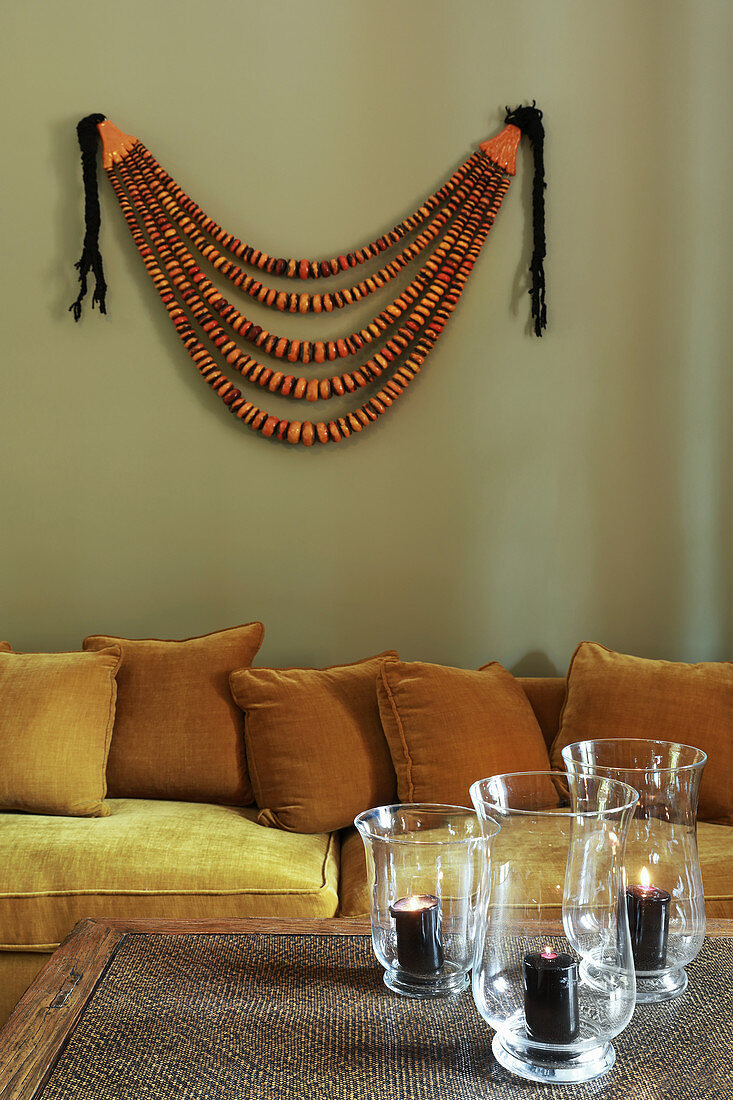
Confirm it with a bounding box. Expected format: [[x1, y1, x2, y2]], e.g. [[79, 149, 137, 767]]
[[1, 917, 731, 1099]]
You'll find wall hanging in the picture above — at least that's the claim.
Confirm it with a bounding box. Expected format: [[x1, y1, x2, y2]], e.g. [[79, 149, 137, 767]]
[[70, 106, 546, 446]]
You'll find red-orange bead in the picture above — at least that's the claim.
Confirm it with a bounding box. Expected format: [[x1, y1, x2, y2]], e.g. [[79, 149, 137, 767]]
[[301, 422, 315, 446]]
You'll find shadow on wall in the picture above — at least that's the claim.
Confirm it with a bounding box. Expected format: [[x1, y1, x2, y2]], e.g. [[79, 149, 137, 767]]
[[510, 650, 561, 678]]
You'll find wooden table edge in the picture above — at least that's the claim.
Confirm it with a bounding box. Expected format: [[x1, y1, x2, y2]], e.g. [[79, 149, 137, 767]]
[[101, 915, 372, 936], [94, 915, 733, 936], [0, 920, 126, 1100]]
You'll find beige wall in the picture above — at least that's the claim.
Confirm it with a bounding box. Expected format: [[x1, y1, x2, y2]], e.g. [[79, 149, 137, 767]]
[[1, 0, 731, 672]]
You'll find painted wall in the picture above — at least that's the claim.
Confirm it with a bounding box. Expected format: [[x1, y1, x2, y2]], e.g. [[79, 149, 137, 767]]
[[1, 0, 731, 673]]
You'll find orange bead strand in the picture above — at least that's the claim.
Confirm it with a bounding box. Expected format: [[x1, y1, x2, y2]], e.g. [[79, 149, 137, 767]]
[[98, 116, 518, 444]]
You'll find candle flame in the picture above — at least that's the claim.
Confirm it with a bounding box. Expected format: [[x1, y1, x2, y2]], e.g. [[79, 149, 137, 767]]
[[640, 866, 651, 889], [541, 945, 558, 959], [403, 896, 423, 911]]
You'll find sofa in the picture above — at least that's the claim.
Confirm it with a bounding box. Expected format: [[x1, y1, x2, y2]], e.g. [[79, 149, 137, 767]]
[[1, 631, 731, 1027]]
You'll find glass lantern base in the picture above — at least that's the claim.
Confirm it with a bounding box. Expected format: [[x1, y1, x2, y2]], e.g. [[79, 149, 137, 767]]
[[491, 1033, 615, 1084], [636, 967, 688, 1003], [383, 965, 469, 998]]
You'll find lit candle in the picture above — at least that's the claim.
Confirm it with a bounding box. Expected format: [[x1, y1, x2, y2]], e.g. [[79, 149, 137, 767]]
[[523, 946, 579, 1044], [389, 894, 443, 974], [626, 866, 670, 971]]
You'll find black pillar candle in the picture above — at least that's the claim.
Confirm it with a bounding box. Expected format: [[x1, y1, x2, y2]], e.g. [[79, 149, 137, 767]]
[[523, 948, 579, 1044], [389, 894, 444, 974], [626, 877, 671, 971]]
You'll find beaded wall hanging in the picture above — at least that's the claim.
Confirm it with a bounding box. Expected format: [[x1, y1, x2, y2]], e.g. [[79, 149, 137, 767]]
[[70, 106, 546, 446]]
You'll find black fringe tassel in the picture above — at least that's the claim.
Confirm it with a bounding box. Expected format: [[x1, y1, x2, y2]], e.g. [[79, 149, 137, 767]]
[[69, 113, 108, 321], [505, 103, 547, 336]]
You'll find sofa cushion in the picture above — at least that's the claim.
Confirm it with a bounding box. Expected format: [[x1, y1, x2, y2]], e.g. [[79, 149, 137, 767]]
[[0, 952, 51, 1032], [230, 653, 398, 834], [337, 821, 733, 920], [0, 798, 339, 948], [0, 647, 121, 818], [696, 822, 733, 919], [517, 677, 565, 750], [377, 659, 551, 807], [84, 624, 264, 805], [550, 642, 733, 825], [338, 825, 373, 918]]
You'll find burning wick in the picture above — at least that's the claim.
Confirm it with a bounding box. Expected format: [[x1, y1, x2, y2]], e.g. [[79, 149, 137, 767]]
[[639, 866, 654, 893]]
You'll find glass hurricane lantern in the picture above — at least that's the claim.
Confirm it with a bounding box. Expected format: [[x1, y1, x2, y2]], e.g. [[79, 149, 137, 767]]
[[354, 803, 499, 998], [470, 772, 639, 1084], [562, 738, 707, 1003]]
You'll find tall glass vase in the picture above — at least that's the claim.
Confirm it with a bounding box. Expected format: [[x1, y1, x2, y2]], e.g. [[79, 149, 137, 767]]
[[470, 772, 638, 1084], [354, 803, 499, 998], [562, 739, 706, 1002]]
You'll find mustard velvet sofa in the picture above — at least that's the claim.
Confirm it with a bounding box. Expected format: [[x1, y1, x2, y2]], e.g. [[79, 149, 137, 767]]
[[1, 677, 731, 1028]]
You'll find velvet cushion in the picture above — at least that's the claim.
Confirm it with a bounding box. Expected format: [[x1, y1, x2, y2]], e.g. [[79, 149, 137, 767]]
[[230, 653, 398, 833], [84, 624, 264, 805], [517, 677, 565, 750], [337, 821, 733, 921], [0, 647, 121, 817], [377, 659, 552, 806], [0, 953, 51, 1032], [550, 642, 733, 825], [0, 798, 340, 949]]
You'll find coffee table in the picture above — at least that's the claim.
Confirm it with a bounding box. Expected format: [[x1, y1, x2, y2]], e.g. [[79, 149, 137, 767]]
[[1, 917, 731, 1099]]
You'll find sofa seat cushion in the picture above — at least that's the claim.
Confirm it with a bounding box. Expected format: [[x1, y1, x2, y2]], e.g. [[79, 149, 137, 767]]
[[697, 822, 733, 919], [337, 822, 733, 920], [0, 799, 339, 949], [0, 951, 53, 1032]]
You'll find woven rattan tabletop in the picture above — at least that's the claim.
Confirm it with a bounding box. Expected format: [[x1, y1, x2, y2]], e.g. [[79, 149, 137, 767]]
[[1, 918, 732, 1100]]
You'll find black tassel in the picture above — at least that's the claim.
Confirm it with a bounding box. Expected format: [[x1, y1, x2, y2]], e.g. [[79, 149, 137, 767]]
[[69, 113, 108, 321], [505, 103, 547, 336]]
